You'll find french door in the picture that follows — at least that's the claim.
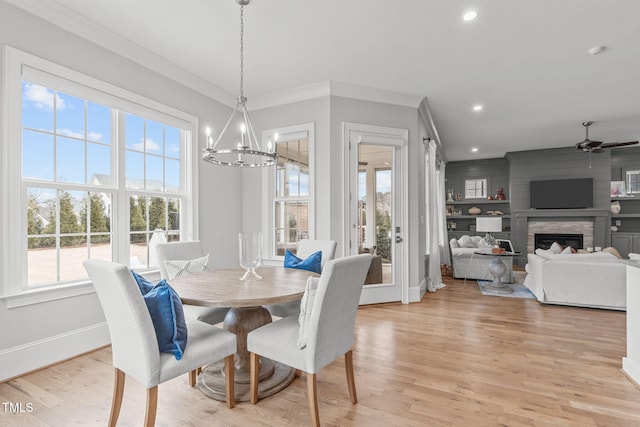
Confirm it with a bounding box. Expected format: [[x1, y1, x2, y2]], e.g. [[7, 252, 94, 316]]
[[344, 123, 408, 304]]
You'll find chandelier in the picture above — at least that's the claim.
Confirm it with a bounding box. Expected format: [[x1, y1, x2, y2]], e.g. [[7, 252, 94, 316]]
[[202, 0, 277, 167]]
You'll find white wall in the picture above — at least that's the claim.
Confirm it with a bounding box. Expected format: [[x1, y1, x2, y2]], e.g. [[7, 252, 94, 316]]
[[0, 1, 239, 380]]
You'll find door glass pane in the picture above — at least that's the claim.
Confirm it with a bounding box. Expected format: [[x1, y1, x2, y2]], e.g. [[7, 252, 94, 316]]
[[358, 144, 393, 284]]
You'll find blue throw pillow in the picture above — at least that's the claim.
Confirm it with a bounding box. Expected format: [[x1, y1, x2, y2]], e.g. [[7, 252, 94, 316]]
[[131, 272, 188, 360], [131, 270, 154, 293], [284, 250, 322, 274]]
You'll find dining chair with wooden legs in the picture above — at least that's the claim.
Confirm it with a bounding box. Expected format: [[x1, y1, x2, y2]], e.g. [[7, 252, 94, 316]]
[[247, 254, 372, 427], [84, 259, 237, 426]]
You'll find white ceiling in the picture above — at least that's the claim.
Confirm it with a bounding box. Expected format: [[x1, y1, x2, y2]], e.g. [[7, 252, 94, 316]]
[[16, 0, 640, 162]]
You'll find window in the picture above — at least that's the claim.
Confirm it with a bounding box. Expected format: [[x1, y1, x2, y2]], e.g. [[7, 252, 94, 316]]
[[2, 47, 195, 302], [262, 123, 314, 259], [627, 170, 640, 194], [465, 178, 487, 199]]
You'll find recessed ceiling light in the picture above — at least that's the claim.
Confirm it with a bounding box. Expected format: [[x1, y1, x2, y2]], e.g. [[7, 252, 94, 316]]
[[472, 104, 483, 112], [471, 147, 479, 153], [463, 10, 478, 21], [587, 45, 606, 56]]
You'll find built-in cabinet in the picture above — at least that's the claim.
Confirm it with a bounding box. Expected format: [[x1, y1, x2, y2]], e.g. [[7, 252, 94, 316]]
[[611, 233, 640, 258], [610, 197, 640, 257]]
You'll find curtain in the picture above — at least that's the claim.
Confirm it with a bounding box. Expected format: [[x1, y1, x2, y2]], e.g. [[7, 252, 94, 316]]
[[425, 140, 446, 292]]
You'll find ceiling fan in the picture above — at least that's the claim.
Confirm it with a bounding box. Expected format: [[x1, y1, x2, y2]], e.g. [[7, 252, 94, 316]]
[[575, 121, 639, 154]]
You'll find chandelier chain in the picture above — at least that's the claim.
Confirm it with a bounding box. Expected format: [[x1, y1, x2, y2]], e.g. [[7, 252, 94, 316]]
[[239, 5, 244, 99]]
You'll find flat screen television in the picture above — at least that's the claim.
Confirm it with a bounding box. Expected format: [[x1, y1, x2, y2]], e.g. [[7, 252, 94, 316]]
[[529, 178, 593, 209]]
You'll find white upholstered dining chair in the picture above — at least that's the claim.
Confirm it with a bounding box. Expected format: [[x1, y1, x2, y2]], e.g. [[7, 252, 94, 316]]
[[156, 240, 230, 326], [247, 254, 372, 427], [266, 239, 337, 318], [83, 259, 237, 427]]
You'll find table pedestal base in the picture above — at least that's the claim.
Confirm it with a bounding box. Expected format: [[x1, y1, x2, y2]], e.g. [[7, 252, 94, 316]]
[[198, 358, 295, 402], [485, 256, 513, 294], [197, 305, 296, 402]]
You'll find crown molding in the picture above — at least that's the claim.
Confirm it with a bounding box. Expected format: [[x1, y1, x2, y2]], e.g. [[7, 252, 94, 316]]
[[5, 0, 236, 106], [251, 80, 424, 111]]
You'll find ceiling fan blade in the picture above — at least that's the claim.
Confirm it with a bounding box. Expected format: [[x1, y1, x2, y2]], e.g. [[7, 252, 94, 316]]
[[599, 141, 640, 149], [576, 140, 603, 150]]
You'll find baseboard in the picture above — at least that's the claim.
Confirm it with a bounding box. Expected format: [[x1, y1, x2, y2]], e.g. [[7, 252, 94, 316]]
[[0, 322, 110, 382], [623, 357, 640, 388], [410, 279, 426, 302]]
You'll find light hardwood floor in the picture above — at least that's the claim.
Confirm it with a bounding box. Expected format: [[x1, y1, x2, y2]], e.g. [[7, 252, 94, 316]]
[[2, 275, 640, 426]]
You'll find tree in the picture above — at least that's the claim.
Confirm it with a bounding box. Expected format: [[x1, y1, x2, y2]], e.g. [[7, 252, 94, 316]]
[[81, 193, 110, 244], [27, 194, 45, 249], [43, 191, 83, 247], [148, 197, 166, 230], [375, 207, 391, 262], [130, 196, 146, 243]]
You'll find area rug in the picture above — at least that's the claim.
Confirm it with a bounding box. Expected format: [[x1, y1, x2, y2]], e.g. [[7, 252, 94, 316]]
[[477, 280, 536, 299]]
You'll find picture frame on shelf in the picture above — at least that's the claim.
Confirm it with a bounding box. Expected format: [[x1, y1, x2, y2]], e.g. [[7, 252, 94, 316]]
[[611, 181, 626, 197], [446, 205, 454, 216]]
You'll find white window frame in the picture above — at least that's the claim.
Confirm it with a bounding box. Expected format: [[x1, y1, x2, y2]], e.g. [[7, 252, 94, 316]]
[[627, 170, 640, 194], [1, 46, 197, 307], [465, 178, 487, 199], [261, 123, 315, 261]]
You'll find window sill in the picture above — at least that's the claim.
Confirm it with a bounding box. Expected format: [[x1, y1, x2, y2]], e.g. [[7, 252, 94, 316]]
[[1, 281, 96, 309]]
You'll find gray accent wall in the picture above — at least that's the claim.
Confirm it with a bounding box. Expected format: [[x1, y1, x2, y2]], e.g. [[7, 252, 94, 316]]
[[447, 147, 618, 266]]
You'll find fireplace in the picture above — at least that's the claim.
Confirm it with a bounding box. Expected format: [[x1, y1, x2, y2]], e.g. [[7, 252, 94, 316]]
[[534, 233, 583, 250]]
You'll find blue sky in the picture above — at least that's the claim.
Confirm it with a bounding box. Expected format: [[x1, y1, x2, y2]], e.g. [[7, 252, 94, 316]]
[[21, 82, 181, 197]]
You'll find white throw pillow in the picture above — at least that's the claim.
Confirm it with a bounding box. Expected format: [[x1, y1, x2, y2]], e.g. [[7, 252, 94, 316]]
[[163, 254, 209, 280], [561, 246, 574, 254], [550, 242, 563, 254], [458, 235, 476, 248], [629, 253, 640, 260], [297, 276, 320, 349]]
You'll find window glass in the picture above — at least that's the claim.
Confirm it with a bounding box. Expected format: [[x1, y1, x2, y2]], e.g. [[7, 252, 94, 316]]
[[274, 138, 309, 256], [18, 79, 189, 289], [465, 178, 487, 199], [627, 171, 640, 194]]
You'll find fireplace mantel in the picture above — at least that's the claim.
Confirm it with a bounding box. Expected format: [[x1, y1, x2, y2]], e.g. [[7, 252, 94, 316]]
[[513, 208, 609, 219]]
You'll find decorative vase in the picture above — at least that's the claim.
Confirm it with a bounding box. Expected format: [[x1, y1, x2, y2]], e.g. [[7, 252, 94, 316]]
[[495, 188, 506, 200], [611, 201, 621, 215], [238, 231, 263, 281], [468, 207, 481, 215]]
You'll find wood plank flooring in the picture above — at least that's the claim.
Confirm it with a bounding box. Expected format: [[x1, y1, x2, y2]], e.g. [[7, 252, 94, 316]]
[[2, 275, 639, 426]]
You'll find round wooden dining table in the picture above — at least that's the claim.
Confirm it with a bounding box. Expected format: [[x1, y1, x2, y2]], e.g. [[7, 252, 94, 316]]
[[170, 266, 318, 402]]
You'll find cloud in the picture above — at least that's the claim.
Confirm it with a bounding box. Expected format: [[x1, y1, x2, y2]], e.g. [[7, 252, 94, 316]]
[[23, 83, 65, 111], [132, 138, 160, 152], [58, 128, 83, 139], [88, 132, 103, 141]]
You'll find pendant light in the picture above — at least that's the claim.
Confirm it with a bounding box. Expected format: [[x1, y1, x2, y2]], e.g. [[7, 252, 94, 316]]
[[202, 0, 277, 167]]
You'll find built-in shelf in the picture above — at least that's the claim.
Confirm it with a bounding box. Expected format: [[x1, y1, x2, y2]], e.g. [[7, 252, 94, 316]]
[[447, 215, 510, 219], [446, 200, 509, 205]]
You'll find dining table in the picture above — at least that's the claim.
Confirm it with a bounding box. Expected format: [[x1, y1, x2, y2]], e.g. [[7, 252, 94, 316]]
[[170, 265, 319, 402]]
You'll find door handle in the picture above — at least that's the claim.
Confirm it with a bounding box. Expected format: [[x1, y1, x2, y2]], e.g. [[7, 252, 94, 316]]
[[396, 236, 402, 243]]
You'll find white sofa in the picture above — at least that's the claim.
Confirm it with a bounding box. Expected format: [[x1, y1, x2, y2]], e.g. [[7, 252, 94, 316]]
[[524, 250, 636, 310], [449, 235, 513, 282]]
